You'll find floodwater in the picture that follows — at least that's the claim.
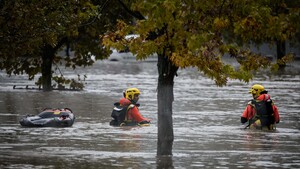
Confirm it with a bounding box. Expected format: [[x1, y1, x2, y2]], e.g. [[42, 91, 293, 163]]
[[0, 58, 299, 169]]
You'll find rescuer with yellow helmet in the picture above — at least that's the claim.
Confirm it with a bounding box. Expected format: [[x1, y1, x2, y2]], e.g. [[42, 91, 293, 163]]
[[124, 88, 141, 104], [248, 84, 266, 99], [241, 84, 280, 130], [110, 87, 150, 126]]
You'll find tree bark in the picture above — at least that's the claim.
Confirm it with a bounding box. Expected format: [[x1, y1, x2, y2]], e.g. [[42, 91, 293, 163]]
[[157, 54, 178, 156], [156, 156, 174, 169], [276, 40, 286, 71], [41, 45, 55, 91]]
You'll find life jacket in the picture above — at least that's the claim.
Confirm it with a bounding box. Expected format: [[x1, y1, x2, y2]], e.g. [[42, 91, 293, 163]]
[[109, 102, 136, 126], [249, 98, 275, 130]]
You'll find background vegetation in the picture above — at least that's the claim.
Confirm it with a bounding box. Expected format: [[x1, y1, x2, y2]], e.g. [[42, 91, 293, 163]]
[[1, 0, 299, 156]]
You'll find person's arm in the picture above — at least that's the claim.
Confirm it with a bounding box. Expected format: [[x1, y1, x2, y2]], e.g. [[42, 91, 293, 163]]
[[241, 103, 252, 124], [130, 106, 150, 123], [273, 104, 280, 123], [241, 108, 248, 124]]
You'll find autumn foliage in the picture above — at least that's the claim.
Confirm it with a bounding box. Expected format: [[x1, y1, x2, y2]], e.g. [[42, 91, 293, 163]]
[[103, 0, 299, 86]]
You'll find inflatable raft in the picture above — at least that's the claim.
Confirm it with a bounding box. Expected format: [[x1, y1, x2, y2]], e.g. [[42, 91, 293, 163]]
[[19, 108, 75, 127]]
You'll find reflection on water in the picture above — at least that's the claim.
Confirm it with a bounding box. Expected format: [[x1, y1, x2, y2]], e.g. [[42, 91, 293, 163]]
[[0, 60, 300, 168]]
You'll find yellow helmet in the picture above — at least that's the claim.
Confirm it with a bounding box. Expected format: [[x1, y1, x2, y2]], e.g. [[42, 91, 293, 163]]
[[249, 84, 265, 96], [125, 88, 140, 100]]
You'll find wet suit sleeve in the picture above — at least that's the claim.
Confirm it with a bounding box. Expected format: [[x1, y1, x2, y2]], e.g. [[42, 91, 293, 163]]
[[273, 105, 280, 123], [241, 104, 252, 124], [131, 106, 150, 123]]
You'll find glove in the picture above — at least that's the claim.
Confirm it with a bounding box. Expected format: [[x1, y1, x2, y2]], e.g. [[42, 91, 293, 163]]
[[139, 120, 150, 124], [241, 117, 248, 124]]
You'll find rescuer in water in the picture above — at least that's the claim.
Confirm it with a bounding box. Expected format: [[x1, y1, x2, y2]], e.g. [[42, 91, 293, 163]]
[[241, 84, 280, 130], [110, 88, 150, 126]]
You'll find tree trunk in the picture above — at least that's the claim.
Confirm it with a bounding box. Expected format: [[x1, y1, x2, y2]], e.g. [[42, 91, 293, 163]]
[[41, 45, 55, 91], [276, 40, 286, 71], [157, 54, 178, 156], [156, 156, 174, 169]]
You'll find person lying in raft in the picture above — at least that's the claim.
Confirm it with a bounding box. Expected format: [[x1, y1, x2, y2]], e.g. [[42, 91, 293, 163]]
[[110, 88, 151, 126], [241, 84, 280, 130]]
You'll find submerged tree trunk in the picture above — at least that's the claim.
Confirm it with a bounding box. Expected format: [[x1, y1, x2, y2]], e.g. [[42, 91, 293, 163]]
[[156, 156, 174, 169], [157, 54, 178, 156], [276, 40, 286, 71], [41, 45, 55, 91]]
